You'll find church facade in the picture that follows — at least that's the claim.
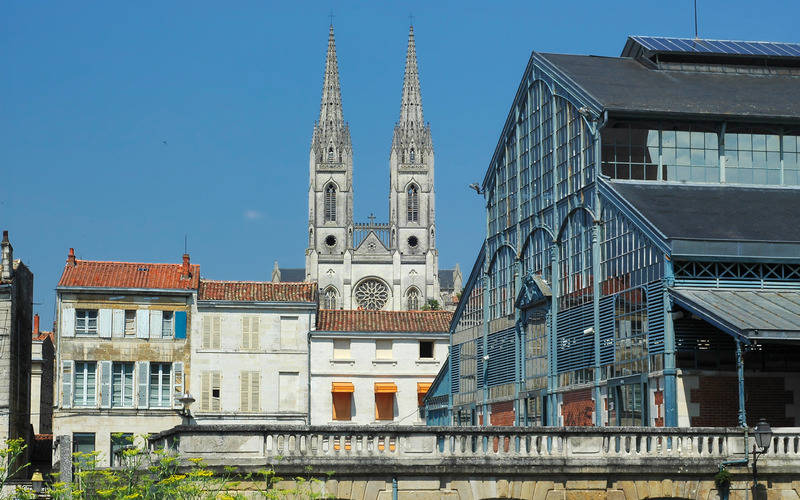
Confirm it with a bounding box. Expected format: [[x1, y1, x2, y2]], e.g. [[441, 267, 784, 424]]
[[305, 25, 440, 312]]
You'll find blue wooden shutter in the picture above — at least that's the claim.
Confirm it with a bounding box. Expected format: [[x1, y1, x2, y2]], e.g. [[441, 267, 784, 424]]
[[174, 311, 187, 339]]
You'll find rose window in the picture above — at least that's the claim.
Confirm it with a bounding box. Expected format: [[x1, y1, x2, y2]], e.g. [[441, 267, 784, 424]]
[[354, 279, 389, 310]]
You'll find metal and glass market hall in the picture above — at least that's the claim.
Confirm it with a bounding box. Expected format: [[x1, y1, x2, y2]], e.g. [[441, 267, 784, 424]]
[[424, 36, 800, 428]]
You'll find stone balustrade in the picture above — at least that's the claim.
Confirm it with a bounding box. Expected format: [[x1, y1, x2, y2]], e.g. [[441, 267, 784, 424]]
[[149, 424, 800, 477]]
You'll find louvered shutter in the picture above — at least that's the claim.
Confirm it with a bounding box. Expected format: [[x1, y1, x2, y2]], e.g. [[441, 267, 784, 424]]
[[100, 361, 112, 408], [61, 360, 74, 408], [212, 317, 221, 349], [62, 307, 75, 337], [212, 372, 221, 411], [201, 372, 210, 411], [172, 362, 184, 409], [242, 318, 251, 350], [150, 311, 163, 339], [203, 317, 211, 348], [251, 373, 260, 411], [251, 317, 260, 349], [138, 361, 149, 408], [98, 309, 112, 338], [136, 310, 150, 338], [240, 372, 249, 411], [112, 309, 125, 337]]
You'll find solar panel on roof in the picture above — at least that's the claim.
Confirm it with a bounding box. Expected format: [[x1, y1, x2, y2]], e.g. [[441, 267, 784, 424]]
[[628, 35, 800, 59]]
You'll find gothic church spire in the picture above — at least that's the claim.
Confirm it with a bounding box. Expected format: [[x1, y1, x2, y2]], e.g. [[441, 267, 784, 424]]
[[319, 24, 345, 129], [399, 25, 424, 127]]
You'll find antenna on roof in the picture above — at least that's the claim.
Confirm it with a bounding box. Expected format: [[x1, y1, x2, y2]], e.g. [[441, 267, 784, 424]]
[[694, 0, 699, 40], [184, 235, 188, 254]]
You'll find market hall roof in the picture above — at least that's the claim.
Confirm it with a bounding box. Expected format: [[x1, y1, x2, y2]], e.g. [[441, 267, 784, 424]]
[[537, 48, 800, 121], [602, 180, 800, 261], [199, 280, 317, 303], [317, 309, 452, 333]]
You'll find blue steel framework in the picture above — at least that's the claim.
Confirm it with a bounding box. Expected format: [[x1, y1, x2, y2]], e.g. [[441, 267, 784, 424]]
[[424, 36, 800, 428]]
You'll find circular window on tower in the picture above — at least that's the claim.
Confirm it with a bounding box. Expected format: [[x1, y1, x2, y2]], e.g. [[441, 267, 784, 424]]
[[325, 235, 337, 247], [354, 279, 389, 310], [407, 236, 419, 248]]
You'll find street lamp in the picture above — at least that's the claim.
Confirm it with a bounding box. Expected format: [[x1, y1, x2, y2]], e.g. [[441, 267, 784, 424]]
[[31, 470, 44, 495], [178, 393, 196, 418], [752, 418, 773, 487]]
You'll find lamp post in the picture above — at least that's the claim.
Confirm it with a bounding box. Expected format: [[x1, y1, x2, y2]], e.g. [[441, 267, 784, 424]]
[[31, 470, 44, 497], [178, 393, 196, 419], [752, 418, 773, 487]]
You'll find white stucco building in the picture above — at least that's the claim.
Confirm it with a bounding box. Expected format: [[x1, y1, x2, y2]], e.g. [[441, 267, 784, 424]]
[[310, 309, 449, 425], [190, 280, 317, 424]]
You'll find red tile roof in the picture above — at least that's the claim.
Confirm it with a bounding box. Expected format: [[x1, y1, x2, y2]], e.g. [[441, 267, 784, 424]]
[[199, 280, 317, 303], [58, 260, 199, 290], [317, 309, 452, 333], [33, 331, 54, 343]]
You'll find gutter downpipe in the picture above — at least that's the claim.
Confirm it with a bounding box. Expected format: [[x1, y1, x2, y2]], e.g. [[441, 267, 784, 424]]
[[392, 477, 398, 500], [307, 308, 314, 425]]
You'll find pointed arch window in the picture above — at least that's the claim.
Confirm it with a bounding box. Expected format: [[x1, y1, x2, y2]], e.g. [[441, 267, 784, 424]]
[[406, 287, 421, 310], [324, 287, 338, 309], [407, 184, 419, 223], [324, 184, 337, 223], [410, 148, 416, 163], [328, 147, 334, 163]]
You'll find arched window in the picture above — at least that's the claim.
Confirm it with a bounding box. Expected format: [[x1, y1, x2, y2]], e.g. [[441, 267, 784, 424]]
[[410, 148, 416, 162], [324, 287, 338, 309], [406, 288, 421, 310], [328, 147, 334, 162], [407, 184, 419, 223], [324, 184, 337, 222]]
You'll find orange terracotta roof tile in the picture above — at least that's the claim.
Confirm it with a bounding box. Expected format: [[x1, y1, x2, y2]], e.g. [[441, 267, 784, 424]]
[[58, 259, 199, 290], [317, 309, 451, 333], [199, 280, 317, 303], [33, 331, 54, 343]]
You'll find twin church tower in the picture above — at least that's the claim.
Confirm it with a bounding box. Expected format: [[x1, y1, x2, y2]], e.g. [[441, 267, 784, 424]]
[[305, 25, 440, 311]]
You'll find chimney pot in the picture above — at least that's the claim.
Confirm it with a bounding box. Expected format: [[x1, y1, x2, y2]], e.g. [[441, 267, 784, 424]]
[[67, 248, 76, 267], [1, 231, 12, 280], [182, 254, 191, 279], [33, 314, 40, 335]]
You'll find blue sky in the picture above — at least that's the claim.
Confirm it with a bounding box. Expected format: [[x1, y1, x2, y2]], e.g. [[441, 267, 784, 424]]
[[3, 0, 799, 327]]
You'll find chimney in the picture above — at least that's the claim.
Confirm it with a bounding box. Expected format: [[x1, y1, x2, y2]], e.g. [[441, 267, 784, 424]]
[[33, 314, 40, 336], [1, 231, 12, 280], [67, 248, 76, 267], [182, 254, 191, 279]]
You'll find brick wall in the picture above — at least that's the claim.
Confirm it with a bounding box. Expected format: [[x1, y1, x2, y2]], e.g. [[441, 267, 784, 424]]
[[490, 401, 515, 426], [690, 375, 793, 427], [654, 390, 664, 427], [562, 388, 594, 426]]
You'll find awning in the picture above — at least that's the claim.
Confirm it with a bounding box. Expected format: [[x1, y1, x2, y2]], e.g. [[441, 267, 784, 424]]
[[374, 382, 397, 393], [331, 382, 354, 393], [417, 382, 432, 394], [671, 288, 800, 343]]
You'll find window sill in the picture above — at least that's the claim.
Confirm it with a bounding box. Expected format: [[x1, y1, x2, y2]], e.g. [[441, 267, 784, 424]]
[[331, 358, 355, 366], [372, 359, 397, 366], [415, 359, 439, 365]]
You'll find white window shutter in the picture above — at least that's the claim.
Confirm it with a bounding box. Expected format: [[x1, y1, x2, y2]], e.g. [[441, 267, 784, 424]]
[[251, 317, 260, 350], [112, 309, 124, 337], [212, 317, 221, 349], [98, 309, 112, 338], [61, 360, 74, 409], [200, 372, 210, 411], [100, 361, 112, 408], [202, 317, 211, 348], [172, 362, 184, 409], [149, 311, 163, 339], [242, 318, 250, 350], [136, 310, 150, 338], [212, 372, 221, 411], [240, 373, 249, 411], [138, 361, 149, 409], [62, 307, 75, 337]]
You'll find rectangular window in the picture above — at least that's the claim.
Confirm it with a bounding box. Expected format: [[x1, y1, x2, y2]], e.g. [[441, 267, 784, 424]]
[[110, 433, 134, 467], [202, 316, 221, 349], [332, 392, 352, 421], [124, 310, 136, 336], [149, 363, 172, 407], [73, 433, 95, 468], [375, 340, 393, 360], [76, 310, 98, 335], [419, 340, 434, 359], [112, 362, 135, 407], [242, 316, 260, 350], [333, 339, 350, 359], [161, 311, 174, 338], [240, 371, 260, 412], [74, 362, 97, 406], [200, 371, 221, 412], [279, 372, 299, 411], [280, 316, 298, 350], [375, 393, 394, 421]]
